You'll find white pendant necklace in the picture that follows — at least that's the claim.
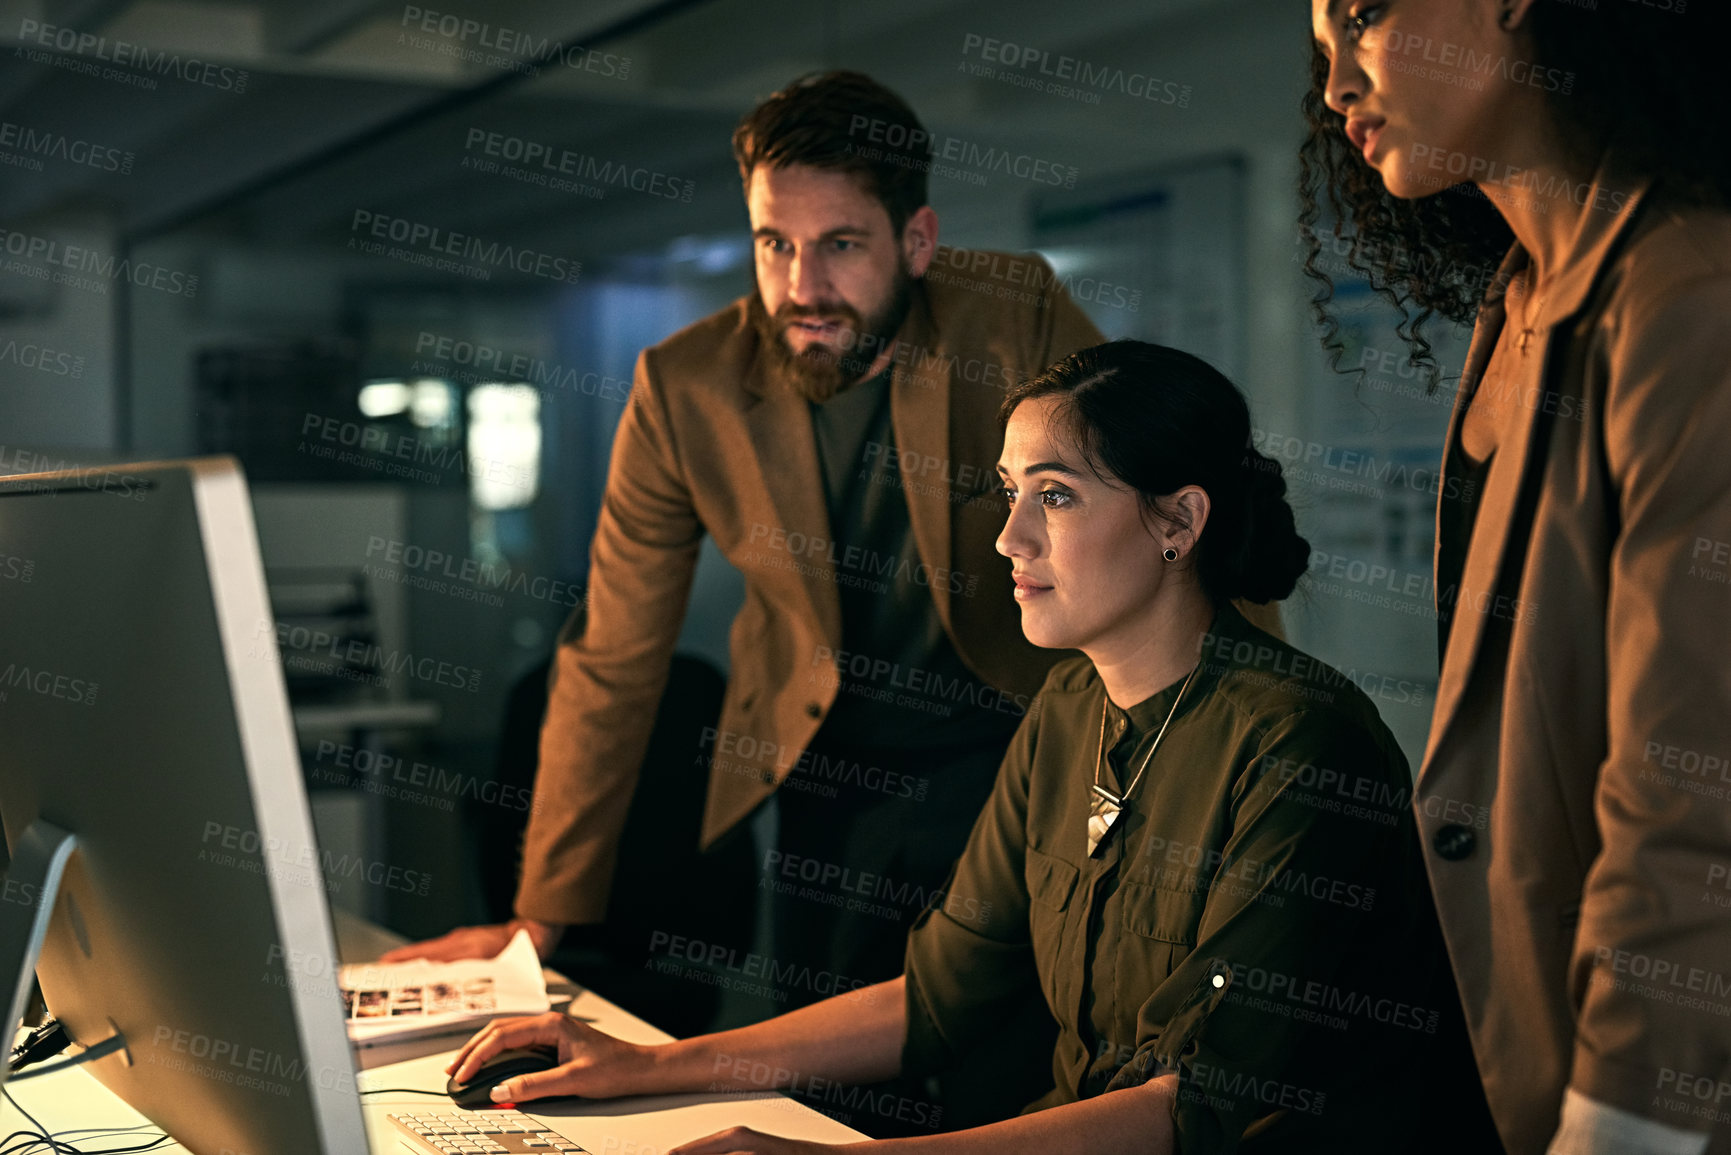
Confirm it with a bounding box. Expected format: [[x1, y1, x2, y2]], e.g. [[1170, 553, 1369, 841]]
[[1087, 665, 1198, 857]]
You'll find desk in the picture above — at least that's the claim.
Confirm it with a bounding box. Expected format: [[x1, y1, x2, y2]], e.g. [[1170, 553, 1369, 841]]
[[3, 911, 868, 1153]]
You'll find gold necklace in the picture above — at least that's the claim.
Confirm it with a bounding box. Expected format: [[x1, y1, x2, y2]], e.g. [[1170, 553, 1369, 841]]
[[1512, 264, 1549, 355], [1086, 665, 1198, 857]]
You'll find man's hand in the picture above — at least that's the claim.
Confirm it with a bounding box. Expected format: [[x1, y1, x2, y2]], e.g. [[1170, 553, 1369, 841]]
[[445, 1011, 656, 1102], [378, 918, 564, 963]]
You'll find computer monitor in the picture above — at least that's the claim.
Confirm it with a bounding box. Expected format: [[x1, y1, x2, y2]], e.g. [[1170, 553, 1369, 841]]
[[0, 456, 370, 1153]]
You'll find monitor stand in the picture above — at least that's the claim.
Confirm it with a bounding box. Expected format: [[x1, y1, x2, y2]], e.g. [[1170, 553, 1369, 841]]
[[0, 817, 130, 1089]]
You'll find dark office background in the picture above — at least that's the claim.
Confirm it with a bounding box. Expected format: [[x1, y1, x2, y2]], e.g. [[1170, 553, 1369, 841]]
[[0, 0, 1468, 945]]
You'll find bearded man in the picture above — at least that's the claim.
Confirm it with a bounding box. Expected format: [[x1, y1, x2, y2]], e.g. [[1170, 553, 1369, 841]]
[[391, 73, 1105, 1077]]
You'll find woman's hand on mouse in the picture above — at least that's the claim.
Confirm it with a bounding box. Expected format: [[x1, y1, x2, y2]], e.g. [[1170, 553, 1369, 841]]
[[446, 1011, 654, 1101], [668, 1128, 847, 1155]]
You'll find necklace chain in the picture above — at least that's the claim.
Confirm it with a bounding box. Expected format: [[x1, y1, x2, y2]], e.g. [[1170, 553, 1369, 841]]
[[1512, 264, 1549, 354], [1093, 664, 1199, 803]]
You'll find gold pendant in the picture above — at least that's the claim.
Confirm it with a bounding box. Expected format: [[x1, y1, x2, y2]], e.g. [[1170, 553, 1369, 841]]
[[1087, 784, 1124, 857]]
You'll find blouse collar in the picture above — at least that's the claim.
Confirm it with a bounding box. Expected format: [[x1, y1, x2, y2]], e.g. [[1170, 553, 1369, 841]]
[[1101, 601, 1246, 743]]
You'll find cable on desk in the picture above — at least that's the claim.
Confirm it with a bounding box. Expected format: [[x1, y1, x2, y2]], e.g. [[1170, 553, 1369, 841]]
[[360, 1087, 450, 1097], [0, 1072, 448, 1150], [0, 1085, 174, 1153], [0, 1126, 171, 1155]]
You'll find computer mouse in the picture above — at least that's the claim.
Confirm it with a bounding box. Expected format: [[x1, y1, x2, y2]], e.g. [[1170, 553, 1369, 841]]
[[446, 1045, 562, 1108]]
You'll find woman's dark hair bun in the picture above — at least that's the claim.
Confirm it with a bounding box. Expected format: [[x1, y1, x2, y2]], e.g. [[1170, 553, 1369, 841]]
[[1217, 448, 1311, 604], [1000, 340, 1310, 605]]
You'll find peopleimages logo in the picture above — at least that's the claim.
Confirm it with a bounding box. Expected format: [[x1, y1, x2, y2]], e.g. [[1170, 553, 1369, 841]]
[[0, 339, 84, 379], [411, 332, 633, 401], [398, 6, 631, 79], [348, 210, 581, 284], [959, 33, 1191, 107], [0, 663, 98, 705], [1365, 29, 1574, 95], [924, 246, 1142, 312], [0, 120, 134, 174], [461, 129, 693, 201], [845, 114, 1079, 189], [0, 227, 199, 298], [15, 19, 249, 92]]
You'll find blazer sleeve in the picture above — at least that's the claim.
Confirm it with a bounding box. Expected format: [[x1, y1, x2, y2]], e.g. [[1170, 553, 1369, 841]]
[[1567, 268, 1731, 1126], [514, 346, 706, 926]]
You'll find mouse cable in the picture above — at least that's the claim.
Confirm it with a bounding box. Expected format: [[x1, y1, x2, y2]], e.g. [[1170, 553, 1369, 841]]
[[360, 1087, 449, 1096]]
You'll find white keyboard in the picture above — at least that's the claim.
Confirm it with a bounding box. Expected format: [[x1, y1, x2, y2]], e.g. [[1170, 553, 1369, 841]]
[[387, 1109, 589, 1153]]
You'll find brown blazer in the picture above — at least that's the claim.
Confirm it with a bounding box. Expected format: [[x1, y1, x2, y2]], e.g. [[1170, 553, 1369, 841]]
[[516, 251, 1106, 925], [1418, 162, 1731, 1152]]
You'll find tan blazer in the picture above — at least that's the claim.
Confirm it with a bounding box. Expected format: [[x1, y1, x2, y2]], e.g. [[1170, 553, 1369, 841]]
[[516, 251, 1107, 925], [1418, 164, 1731, 1152]]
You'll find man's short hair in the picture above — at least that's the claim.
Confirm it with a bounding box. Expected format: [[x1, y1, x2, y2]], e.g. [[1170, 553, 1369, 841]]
[[731, 70, 932, 235]]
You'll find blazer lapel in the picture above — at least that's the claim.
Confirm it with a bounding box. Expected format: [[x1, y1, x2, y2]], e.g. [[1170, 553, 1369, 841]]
[[1423, 300, 1547, 768], [739, 348, 843, 650], [889, 290, 956, 628], [1422, 172, 1652, 770]]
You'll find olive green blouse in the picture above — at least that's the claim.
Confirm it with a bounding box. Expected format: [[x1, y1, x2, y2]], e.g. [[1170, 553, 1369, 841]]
[[902, 602, 1452, 1152]]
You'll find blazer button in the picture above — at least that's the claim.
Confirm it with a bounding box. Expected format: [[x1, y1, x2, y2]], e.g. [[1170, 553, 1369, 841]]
[[1432, 824, 1477, 861], [805, 701, 822, 719]]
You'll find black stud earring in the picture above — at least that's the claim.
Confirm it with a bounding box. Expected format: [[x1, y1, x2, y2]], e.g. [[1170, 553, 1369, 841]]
[[1163, 548, 1179, 562]]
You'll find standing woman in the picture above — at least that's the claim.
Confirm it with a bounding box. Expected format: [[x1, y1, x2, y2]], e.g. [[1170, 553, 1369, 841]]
[[1306, 3, 1731, 1153]]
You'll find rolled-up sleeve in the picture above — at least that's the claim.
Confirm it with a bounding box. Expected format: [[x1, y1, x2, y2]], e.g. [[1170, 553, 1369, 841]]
[[902, 695, 1046, 1076], [1106, 709, 1416, 1152]]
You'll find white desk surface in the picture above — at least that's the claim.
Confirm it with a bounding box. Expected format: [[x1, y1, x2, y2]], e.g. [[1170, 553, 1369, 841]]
[[3, 910, 868, 1153]]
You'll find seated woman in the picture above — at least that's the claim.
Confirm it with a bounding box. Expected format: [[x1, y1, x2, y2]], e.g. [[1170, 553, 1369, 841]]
[[445, 340, 1462, 1153]]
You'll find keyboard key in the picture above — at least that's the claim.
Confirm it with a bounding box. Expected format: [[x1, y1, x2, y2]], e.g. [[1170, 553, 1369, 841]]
[[388, 1109, 591, 1155]]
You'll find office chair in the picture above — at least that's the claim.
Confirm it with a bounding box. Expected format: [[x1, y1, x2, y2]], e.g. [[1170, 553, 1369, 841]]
[[471, 652, 757, 1038]]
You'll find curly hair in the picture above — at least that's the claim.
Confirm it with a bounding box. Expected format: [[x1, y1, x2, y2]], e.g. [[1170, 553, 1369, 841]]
[[1298, 2, 1731, 390]]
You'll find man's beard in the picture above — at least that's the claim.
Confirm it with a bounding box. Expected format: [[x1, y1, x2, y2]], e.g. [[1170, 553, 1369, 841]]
[[751, 263, 915, 403]]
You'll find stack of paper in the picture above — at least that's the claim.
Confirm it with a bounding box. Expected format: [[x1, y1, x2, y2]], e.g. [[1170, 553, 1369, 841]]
[[337, 930, 551, 1046]]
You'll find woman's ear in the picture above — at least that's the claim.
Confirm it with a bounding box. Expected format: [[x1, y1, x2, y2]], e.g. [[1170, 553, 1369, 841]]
[[1167, 486, 1211, 556]]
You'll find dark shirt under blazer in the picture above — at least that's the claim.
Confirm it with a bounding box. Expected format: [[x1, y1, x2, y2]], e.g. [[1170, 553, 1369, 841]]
[[516, 252, 1105, 925]]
